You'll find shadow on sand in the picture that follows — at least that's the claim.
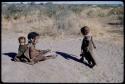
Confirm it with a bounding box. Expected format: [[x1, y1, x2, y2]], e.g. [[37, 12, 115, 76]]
[[3, 52, 17, 61], [108, 22, 122, 25], [3, 51, 94, 68], [56, 51, 94, 68]]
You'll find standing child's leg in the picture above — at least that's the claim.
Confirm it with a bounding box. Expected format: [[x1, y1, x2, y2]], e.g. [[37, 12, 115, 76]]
[[87, 52, 96, 67], [80, 53, 85, 62], [90, 56, 96, 66]]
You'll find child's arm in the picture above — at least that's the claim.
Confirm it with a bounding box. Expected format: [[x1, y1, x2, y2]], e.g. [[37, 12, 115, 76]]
[[17, 46, 23, 57], [80, 47, 83, 56], [91, 36, 96, 49], [80, 39, 83, 56], [29, 46, 32, 59], [80, 49, 84, 56], [81, 49, 83, 54]]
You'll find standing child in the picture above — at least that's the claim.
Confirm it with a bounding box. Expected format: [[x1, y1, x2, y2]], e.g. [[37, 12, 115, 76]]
[[80, 26, 96, 68]]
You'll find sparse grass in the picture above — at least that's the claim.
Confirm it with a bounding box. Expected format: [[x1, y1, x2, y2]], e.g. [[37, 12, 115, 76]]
[[108, 7, 124, 15], [2, 3, 124, 40]]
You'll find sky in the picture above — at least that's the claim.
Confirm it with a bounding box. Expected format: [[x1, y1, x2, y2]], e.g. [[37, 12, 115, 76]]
[[3, 1, 123, 5]]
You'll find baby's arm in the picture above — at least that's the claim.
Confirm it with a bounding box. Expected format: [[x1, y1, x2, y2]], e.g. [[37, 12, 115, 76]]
[[17, 46, 24, 57]]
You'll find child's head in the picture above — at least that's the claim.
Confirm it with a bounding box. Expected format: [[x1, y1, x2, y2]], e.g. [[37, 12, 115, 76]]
[[18, 36, 26, 45], [81, 26, 90, 35], [27, 32, 40, 45]]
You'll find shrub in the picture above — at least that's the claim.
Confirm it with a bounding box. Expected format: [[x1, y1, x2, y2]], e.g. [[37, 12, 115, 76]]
[[108, 7, 124, 15]]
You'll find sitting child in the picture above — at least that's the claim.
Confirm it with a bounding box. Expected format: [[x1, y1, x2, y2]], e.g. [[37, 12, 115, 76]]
[[14, 36, 30, 62], [80, 26, 96, 68], [27, 32, 57, 64]]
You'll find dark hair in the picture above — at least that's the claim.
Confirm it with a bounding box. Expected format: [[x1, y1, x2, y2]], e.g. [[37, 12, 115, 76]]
[[81, 26, 90, 35], [18, 36, 26, 43], [27, 32, 39, 40]]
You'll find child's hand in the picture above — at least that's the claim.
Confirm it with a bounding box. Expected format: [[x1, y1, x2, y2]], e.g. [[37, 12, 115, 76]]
[[80, 53, 82, 57], [38, 50, 41, 52], [94, 46, 96, 49], [46, 49, 51, 52]]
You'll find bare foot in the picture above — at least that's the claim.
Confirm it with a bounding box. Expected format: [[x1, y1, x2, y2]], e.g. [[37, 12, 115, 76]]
[[14, 57, 20, 62]]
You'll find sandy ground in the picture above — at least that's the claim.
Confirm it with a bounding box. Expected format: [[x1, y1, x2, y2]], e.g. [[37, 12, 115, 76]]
[[1, 31, 123, 83]]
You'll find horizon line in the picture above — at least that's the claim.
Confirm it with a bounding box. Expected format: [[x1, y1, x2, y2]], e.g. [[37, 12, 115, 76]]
[[2, 1, 123, 5]]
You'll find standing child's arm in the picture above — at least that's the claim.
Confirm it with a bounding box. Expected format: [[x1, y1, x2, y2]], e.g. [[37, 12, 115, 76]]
[[91, 36, 96, 49], [80, 49, 83, 57], [81, 39, 84, 54], [81, 49, 83, 54], [80, 39, 83, 56]]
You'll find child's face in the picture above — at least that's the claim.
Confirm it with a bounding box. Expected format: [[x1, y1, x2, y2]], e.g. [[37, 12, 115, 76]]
[[82, 29, 90, 35], [32, 36, 39, 45], [85, 30, 89, 35], [20, 39, 25, 44]]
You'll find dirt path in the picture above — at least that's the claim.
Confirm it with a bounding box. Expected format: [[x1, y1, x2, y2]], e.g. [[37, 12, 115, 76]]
[[1, 34, 123, 83]]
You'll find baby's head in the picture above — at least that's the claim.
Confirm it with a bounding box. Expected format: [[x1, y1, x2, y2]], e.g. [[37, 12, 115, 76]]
[[18, 36, 26, 45], [81, 26, 90, 35]]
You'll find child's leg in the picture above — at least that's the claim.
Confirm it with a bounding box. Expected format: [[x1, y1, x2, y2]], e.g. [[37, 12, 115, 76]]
[[46, 55, 57, 59], [40, 49, 51, 55], [87, 53, 96, 66], [91, 57, 96, 66], [85, 52, 93, 65], [14, 56, 20, 62], [30, 52, 57, 64], [34, 54, 56, 62], [43, 51, 57, 59], [28, 56, 46, 64], [80, 53, 85, 62], [36, 55, 47, 61], [88, 59, 92, 65]]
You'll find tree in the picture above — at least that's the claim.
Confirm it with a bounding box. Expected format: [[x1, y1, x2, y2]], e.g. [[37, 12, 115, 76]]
[[30, 2, 35, 5]]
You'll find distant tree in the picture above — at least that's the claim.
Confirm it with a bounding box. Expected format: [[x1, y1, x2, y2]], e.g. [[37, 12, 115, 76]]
[[30, 2, 35, 5], [39, 2, 44, 5], [45, 2, 53, 5], [20, 2, 24, 4]]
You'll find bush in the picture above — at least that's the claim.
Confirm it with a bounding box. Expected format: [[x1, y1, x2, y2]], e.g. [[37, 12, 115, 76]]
[[4, 15, 10, 20], [108, 7, 124, 15], [2, 3, 124, 38], [69, 5, 83, 14], [117, 15, 124, 24]]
